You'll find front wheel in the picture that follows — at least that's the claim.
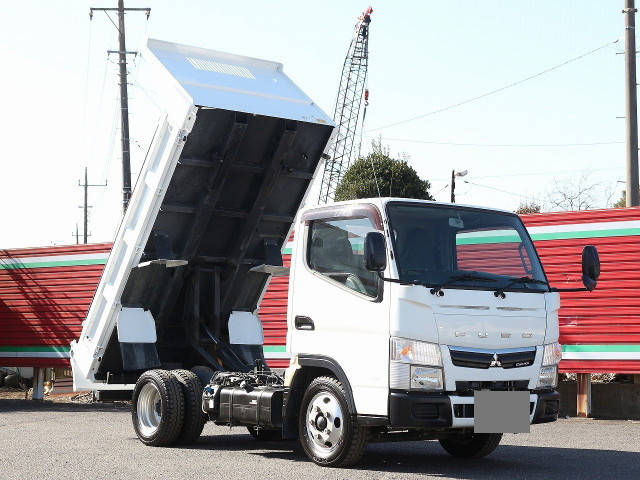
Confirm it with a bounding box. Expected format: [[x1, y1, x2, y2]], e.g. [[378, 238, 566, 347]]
[[298, 376, 367, 467], [438, 433, 502, 458]]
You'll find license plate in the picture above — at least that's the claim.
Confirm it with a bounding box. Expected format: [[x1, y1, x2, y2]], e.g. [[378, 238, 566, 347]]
[[474, 390, 530, 433]]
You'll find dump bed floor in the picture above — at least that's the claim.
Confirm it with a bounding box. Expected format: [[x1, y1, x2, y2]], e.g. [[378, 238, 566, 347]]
[[118, 108, 332, 365]]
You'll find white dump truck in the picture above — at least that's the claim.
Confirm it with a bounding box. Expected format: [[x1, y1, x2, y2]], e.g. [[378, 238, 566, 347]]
[[71, 39, 600, 467]]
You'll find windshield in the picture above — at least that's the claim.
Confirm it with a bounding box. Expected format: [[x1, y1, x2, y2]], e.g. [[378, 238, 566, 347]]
[[386, 202, 548, 292]]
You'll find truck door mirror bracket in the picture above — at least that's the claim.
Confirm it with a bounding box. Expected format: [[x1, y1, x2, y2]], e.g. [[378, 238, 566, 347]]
[[364, 231, 387, 272], [549, 245, 600, 293]]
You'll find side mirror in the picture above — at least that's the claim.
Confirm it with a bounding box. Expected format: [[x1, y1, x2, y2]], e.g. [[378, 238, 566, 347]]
[[364, 231, 387, 272], [581, 245, 600, 291]]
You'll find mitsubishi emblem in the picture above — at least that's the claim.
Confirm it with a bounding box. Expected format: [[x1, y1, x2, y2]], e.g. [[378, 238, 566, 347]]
[[489, 353, 502, 367]]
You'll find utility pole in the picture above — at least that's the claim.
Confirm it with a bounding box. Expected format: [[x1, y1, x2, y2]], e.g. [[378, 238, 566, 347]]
[[73, 224, 81, 244], [450, 170, 456, 203], [450, 169, 468, 203], [78, 167, 107, 244], [624, 0, 640, 206], [90, 1, 150, 214]]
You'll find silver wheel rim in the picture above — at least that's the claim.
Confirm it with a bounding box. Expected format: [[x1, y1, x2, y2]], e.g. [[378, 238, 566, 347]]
[[137, 382, 162, 437], [305, 390, 345, 458]]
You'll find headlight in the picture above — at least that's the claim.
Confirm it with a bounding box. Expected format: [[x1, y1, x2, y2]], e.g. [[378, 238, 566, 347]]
[[410, 366, 443, 390], [537, 365, 558, 388], [542, 343, 562, 366], [390, 337, 442, 366]]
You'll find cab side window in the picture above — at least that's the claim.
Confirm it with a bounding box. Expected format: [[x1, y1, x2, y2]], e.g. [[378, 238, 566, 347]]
[[307, 216, 379, 297]]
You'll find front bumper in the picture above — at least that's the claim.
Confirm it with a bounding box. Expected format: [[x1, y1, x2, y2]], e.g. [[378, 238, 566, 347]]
[[388, 389, 559, 429]]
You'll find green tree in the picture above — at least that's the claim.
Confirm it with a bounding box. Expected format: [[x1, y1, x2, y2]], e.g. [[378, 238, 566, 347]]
[[334, 140, 433, 201], [612, 190, 640, 208]]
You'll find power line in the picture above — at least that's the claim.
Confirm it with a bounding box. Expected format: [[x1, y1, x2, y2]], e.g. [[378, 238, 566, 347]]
[[369, 136, 624, 148], [82, 16, 94, 139], [103, 11, 120, 31], [462, 179, 542, 202], [430, 166, 624, 182], [367, 38, 619, 133]]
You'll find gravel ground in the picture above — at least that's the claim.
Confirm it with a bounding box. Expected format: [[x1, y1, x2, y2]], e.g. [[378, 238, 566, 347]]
[[1, 399, 639, 480]]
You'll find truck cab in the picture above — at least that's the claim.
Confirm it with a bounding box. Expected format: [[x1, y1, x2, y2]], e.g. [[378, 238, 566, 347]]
[[282, 197, 596, 464]]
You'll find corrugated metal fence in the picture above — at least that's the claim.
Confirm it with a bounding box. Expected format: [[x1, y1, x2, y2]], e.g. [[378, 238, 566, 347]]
[[0, 244, 110, 366], [2, 207, 640, 373], [522, 207, 640, 373]]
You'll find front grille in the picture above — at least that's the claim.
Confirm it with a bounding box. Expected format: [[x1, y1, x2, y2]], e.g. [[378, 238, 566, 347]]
[[498, 350, 536, 369], [412, 403, 439, 420], [449, 349, 493, 368], [449, 347, 536, 369], [455, 380, 530, 395]]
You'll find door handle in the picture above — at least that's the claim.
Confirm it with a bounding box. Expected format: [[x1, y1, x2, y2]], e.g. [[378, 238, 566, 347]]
[[295, 315, 314, 330]]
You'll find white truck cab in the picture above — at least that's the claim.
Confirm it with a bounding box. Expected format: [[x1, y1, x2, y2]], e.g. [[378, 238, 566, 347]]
[[281, 198, 598, 465]]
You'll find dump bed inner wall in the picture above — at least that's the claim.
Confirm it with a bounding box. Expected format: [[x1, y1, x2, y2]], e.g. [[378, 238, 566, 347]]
[[99, 108, 332, 374]]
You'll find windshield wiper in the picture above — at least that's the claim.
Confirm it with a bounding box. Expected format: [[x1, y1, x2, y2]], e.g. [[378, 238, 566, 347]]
[[430, 273, 497, 296], [375, 272, 433, 288], [494, 276, 549, 298]]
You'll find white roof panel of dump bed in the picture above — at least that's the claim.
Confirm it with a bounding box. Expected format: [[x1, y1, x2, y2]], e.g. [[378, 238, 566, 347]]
[[145, 38, 333, 125]]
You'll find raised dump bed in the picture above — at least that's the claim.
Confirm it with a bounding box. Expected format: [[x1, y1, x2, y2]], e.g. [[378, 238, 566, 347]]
[[71, 39, 334, 391]]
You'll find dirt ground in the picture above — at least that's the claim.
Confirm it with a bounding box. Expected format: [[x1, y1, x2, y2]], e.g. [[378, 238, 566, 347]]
[[0, 387, 93, 402]]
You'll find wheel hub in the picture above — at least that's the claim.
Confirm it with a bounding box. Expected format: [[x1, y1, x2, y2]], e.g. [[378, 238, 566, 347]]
[[315, 414, 327, 431], [306, 391, 344, 458], [137, 382, 162, 437]]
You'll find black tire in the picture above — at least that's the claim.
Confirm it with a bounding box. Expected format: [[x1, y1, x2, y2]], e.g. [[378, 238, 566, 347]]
[[298, 376, 367, 467], [439, 433, 503, 458], [190, 365, 215, 387], [171, 369, 207, 444], [247, 426, 282, 441], [131, 369, 185, 446]]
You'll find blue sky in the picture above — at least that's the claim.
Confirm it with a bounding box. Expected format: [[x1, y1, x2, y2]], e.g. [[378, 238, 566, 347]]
[[0, 1, 630, 248]]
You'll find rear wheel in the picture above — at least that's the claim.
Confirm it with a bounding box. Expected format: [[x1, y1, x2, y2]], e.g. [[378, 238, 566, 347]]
[[132, 369, 184, 446], [298, 376, 367, 467], [171, 369, 207, 444], [438, 433, 502, 458]]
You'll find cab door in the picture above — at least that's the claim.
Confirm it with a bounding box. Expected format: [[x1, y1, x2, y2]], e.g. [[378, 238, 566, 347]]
[[288, 206, 390, 415]]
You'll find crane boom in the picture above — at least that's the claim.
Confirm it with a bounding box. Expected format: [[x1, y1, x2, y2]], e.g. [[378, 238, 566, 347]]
[[317, 6, 372, 204]]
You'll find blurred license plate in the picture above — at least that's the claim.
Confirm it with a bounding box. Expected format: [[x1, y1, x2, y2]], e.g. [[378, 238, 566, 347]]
[[474, 390, 530, 433]]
